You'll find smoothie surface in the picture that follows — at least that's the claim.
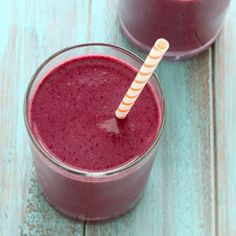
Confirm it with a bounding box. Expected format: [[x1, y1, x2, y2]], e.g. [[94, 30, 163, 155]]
[[30, 55, 162, 171]]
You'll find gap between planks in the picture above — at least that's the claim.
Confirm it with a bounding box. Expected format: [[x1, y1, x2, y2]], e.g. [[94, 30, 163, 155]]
[[210, 43, 219, 236], [83, 220, 87, 236]]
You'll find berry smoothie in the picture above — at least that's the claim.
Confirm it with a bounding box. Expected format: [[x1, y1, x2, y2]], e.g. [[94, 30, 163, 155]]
[[119, 0, 230, 60], [30, 55, 161, 171], [25, 45, 165, 221]]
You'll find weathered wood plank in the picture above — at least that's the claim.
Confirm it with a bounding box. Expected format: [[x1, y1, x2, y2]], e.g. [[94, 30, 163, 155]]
[[0, 0, 90, 235], [21, 168, 83, 236], [0, 2, 32, 235], [214, 2, 236, 235], [85, 1, 216, 235]]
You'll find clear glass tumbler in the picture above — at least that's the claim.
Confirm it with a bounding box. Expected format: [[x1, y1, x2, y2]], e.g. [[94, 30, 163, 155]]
[[119, 0, 231, 60], [24, 44, 165, 221]]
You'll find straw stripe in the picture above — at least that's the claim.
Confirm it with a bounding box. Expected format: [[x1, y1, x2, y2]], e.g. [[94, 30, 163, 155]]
[[138, 71, 153, 76], [115, 38, 169, 119], [126, 93, 138, 99], [130, 86, 143, 92], [134, 79, 148, 84], [118, 107, 130, 113], [144, 62, 158, 68], [122, 100, 134, 106], [148, 54, 162, 60]]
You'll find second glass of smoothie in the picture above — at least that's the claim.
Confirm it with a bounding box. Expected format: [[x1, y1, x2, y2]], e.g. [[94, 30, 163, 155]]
[[119, 0, 231, 60], [24, 44, 165, 221]]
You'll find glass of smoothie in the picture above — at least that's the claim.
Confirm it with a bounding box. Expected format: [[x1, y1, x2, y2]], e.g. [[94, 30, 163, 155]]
[[118, 0, 231, 60], [24, 43, 165, 221]]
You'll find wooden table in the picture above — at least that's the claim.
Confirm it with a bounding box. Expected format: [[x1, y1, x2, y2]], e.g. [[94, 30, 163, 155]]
[[0, 1, 235, 235]]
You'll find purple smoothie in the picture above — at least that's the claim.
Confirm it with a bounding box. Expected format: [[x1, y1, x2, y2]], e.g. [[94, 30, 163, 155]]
[[119, 0, 230, 59], [30, 55, 161, 171]]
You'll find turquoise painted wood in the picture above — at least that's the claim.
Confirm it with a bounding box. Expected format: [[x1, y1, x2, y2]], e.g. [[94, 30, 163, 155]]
[[0, 0, 234, 235], [215, 2, 236, 235]]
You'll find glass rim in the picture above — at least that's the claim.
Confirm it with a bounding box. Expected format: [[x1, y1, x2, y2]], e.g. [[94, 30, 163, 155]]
[[24, 43, 166, 178]]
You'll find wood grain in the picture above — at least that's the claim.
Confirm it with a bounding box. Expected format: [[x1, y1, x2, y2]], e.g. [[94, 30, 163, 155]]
[[214, 2, 236, 235], [85, 1, 216, 235], [0, 2, 32, 235]]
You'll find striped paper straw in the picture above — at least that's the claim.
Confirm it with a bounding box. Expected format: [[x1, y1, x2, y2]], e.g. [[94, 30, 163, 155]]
[[115, 38, 169, 119]]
